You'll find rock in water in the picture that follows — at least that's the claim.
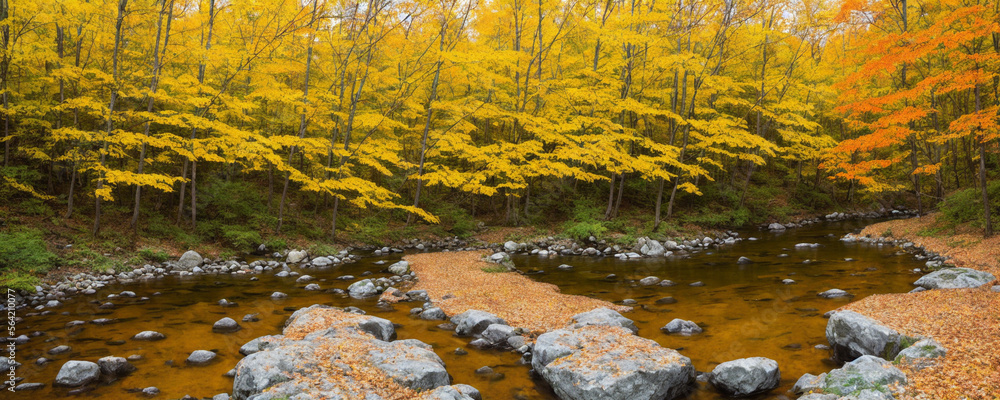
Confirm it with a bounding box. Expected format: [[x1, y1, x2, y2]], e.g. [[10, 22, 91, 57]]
[[347, 279, 379, 299], [54, 361, 100, 387], [132, 331, 166, 341], [825, 310, 916, 362], [451, 310, 506, 336], [213, 317, 241, 333], [708, 357, 780, 397], [532, 326, 693, 400], [818, 289, 851, 298], [737, 256, 753, 264], [177, 250, 203, 269], [567, 308, 638, 334], [186, 350, 217, 365], [913, 268, 995, 289], [639, 276, 661, 286], [97, 356, 136, 379], [661, 319, 702, 335], [419, 307, 447, 321]]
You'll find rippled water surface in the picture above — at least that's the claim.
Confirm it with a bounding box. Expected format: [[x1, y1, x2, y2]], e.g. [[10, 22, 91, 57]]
[[10, 219, 924, 400]]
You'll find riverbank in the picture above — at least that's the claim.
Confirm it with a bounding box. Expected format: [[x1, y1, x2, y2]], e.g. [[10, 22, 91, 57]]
[[837, 215, 999, 400], [858, 214, 1000, 276]]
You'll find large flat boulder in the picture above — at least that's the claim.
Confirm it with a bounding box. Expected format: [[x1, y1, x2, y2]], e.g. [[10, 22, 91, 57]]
[[532, 326, 693, 400], [233, 306, 472, 400], [284, 304, 396, 341], [914, 268, 995, 289], [826, 310, 916, 362]]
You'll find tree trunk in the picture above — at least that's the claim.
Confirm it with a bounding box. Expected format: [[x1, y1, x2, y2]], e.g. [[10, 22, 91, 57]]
[[93, 0, 129, 236], [975, 83, 992, 237], [409, 17, 446, 225], [132, 0, 173, 229]]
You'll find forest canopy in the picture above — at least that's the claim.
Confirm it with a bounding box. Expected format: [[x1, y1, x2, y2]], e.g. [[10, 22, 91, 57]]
[[0, 0, 997, 238]]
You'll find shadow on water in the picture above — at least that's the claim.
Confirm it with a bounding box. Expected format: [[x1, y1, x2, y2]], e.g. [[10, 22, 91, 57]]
[[10, 219, 923, 400]]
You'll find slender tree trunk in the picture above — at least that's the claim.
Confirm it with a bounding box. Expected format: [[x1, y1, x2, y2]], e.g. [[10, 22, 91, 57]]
[[409, 18, 446, 225], [0, 0, 8, 167], [975, 83, 992, 237], [93, 0, 129, 236], [132, 0, 173, 229], [278, 0, 318, 233]]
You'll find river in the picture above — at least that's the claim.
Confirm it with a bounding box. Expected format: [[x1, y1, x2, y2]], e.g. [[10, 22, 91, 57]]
[[10, 219, 924, 399]]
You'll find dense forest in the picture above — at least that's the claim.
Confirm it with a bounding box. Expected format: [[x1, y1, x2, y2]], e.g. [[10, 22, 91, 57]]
[[1, 0, 998, 249]]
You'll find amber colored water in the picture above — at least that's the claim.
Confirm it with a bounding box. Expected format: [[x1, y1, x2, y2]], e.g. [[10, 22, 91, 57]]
[[8, 219, 923, 400]]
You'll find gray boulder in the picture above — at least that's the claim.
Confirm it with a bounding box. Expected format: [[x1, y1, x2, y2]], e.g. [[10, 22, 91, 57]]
[[132, 331, 166, 341], [481, 324, 516, 346], [451, 310, 506, 336], [567, 308, 638, 334], [286, 249, 308, 263], [820, 355, 905, 397], [737, 256, 753, 264], [213, 317, 241, 333], [311, 256, 334, 266], [54, 360, 100, 387], [792, 372, 826, 394], [639, 276, 661, 286], [347, 279, 379, 299], [419, 307, 448, 320], [285, 305, 395, 341], [768, 223, 786, 231], [818, 289, 852, 298], [708, 357, 779, 397], [662, 319, 702, 335], [894, 338, 946, 371], [532, 326, 693, 400], [503, 241, 520, 252], [97, 356, 136, 379], [826, 310, 916, 362], [639, 238, 666, 257], [186, 350, 217, 365], [914, 268, 995, 289], [422, 384, 483, 400], [388, 260, 410, 275], [177, 250, 203, 269], [233, 305, 466, 400]]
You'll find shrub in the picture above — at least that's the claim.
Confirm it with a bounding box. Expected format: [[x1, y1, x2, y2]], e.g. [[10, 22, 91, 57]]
[[137, 247, 170, 263], [0, 271, 40, 292], [221, 225, 263, 250], [940, 180, 1000, 229], [561, 201, 607, 240], [0, 228, 59, 273]]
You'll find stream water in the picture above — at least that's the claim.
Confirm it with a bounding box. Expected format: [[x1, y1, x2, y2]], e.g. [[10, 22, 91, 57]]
[[9, 219, 924, 400]]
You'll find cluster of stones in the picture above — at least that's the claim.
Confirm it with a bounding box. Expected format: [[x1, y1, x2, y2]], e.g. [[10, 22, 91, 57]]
[[789, 310, 949, 400], [0, 355, 139, 393], [233, 305, 481, 400], [344, 260, 417, 299], [378, 236, 485, 253], [764, 208, 917, 231], [496, 230, 745, 261], [841, 233, 997, 293], [10, 248, 367, 312]]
